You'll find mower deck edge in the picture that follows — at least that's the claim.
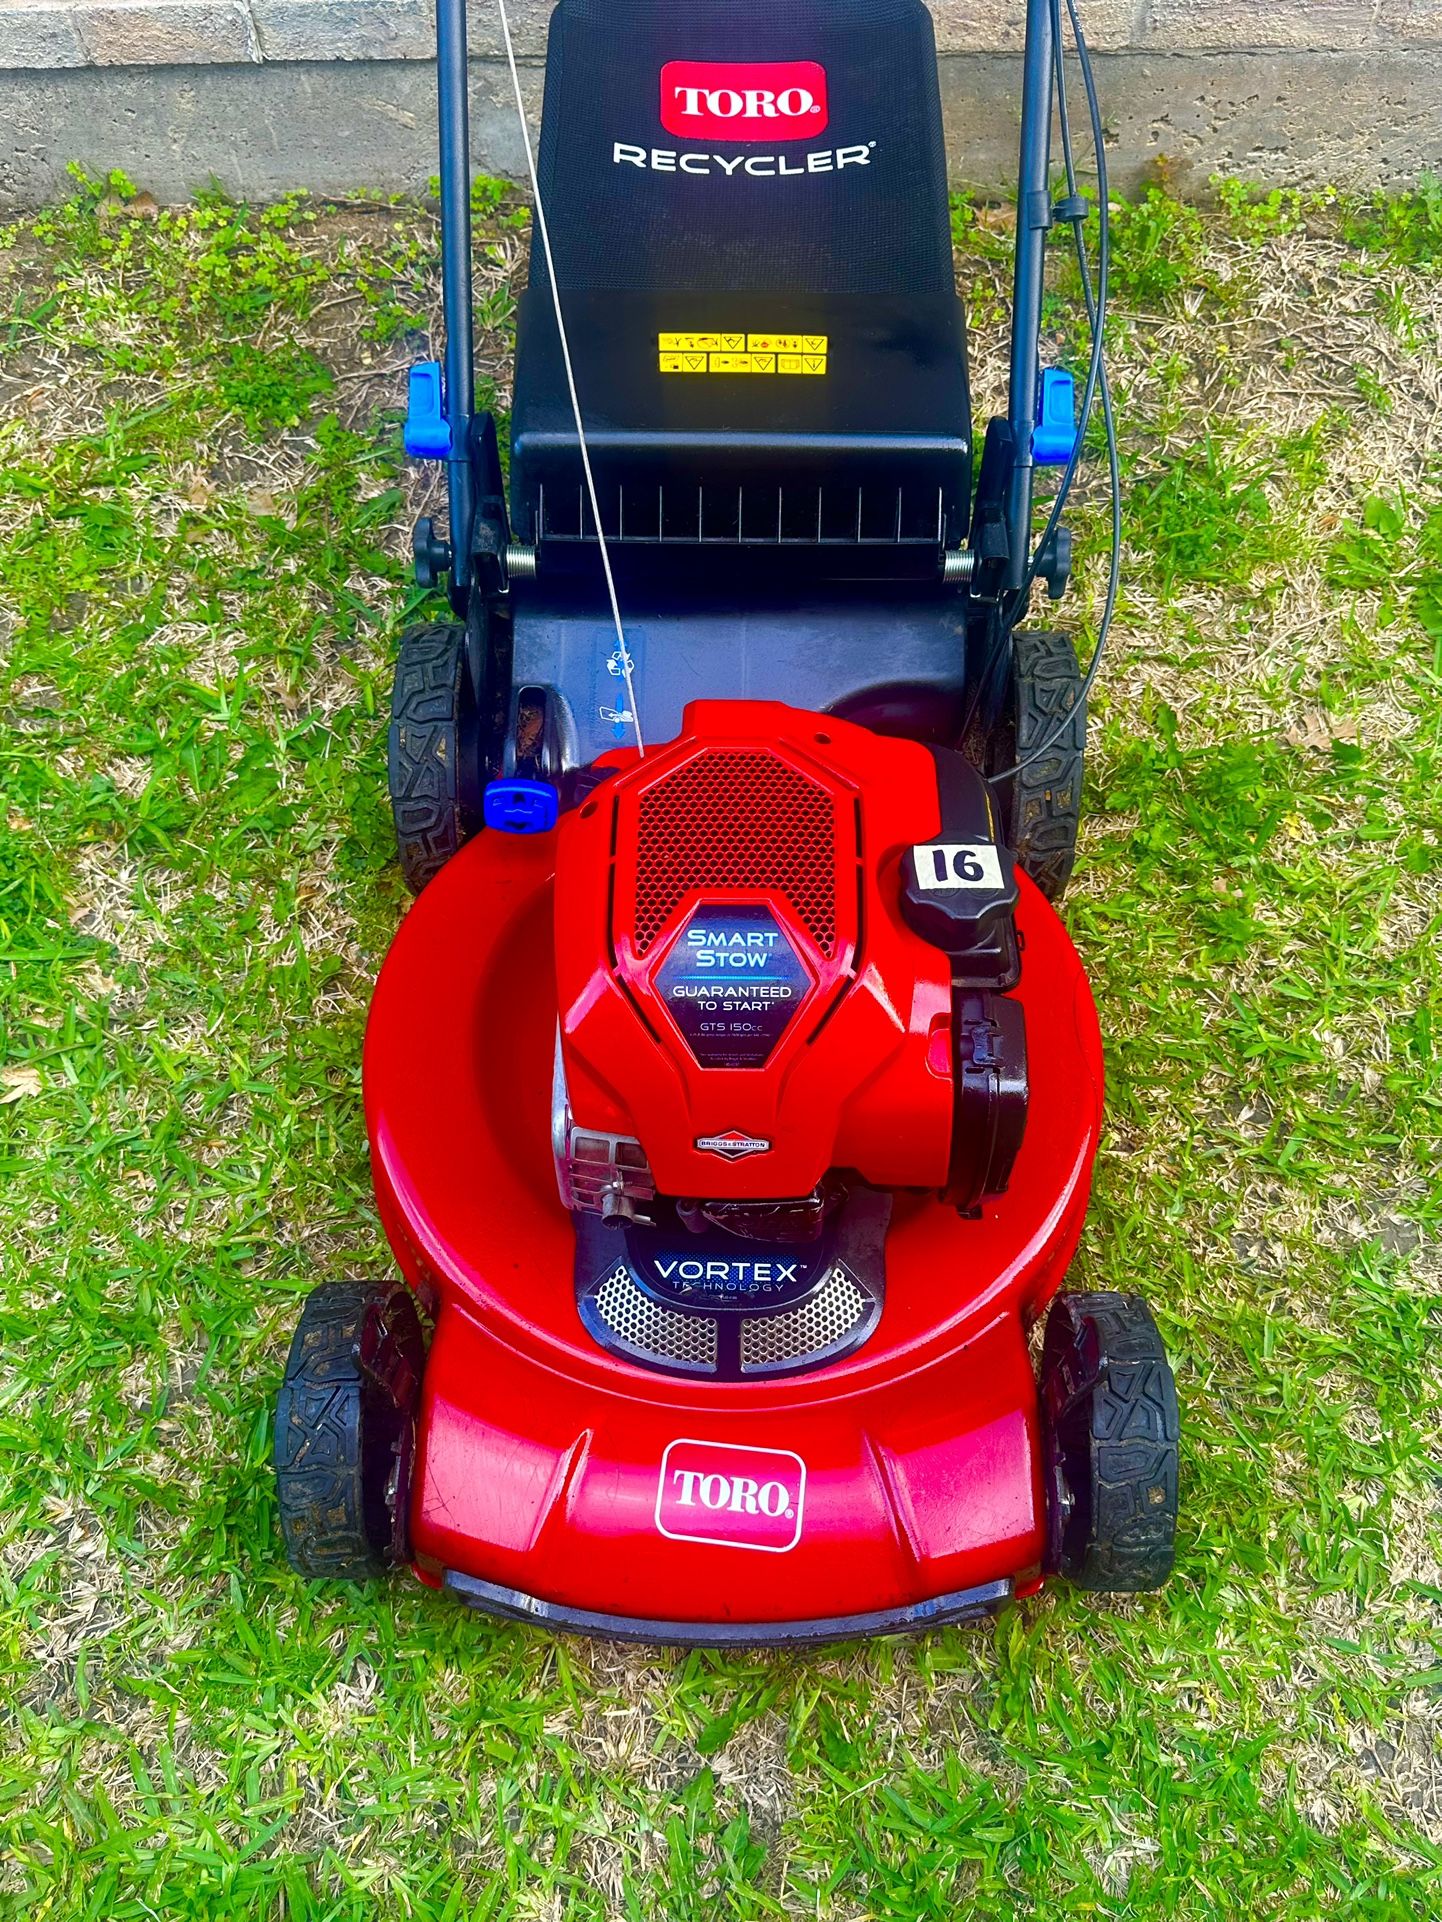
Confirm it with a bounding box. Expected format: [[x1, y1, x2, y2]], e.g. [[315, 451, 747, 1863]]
[[442, 1570, 1014, 1646]]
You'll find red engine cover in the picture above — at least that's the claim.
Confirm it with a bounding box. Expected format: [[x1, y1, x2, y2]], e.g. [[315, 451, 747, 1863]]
[[554, 701, 955, 1200]]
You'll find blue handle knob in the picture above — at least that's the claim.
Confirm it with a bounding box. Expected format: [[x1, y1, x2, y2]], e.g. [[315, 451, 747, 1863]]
[[1032, 368, 1078, 466], [404, 361, 452, 460]]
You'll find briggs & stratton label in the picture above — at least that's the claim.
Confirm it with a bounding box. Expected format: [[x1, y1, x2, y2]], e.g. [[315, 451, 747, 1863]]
[[694, 1130, 772, 1160]]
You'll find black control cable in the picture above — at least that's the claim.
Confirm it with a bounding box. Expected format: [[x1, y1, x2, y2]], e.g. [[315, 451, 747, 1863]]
[[983, 0, 1122, 787], [955, 0, 1106, 762]]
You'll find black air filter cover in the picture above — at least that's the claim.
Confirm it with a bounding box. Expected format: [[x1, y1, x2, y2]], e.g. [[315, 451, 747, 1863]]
[[901, 748, 1021, 990]]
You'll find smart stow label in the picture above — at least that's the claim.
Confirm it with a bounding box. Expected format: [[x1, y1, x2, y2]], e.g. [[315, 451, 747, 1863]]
[[653, 904, 812, 1068]]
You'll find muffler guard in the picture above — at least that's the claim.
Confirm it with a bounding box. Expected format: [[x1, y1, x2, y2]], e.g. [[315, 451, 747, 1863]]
[[574, 1190, 889, 1382]]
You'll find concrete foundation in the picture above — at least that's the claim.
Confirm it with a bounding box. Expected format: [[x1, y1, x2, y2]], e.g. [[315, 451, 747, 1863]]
[[0, 16, 1438, 208]]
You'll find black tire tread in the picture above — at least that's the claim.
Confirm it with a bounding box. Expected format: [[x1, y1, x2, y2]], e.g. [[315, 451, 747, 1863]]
[[273, 1280, 418, 1583], [388, 621, 473, 895], [995, 627, 1086, 903], [1042, 1289, 1179, 1593]]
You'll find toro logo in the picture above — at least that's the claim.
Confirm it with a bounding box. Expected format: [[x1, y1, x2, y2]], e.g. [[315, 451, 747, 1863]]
[[660, 60, 829, 143], [656, 1438, 807, 1553]]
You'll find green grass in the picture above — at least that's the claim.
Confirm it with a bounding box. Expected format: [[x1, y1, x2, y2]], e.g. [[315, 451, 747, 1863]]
[[2, 168, 1442, 1917]]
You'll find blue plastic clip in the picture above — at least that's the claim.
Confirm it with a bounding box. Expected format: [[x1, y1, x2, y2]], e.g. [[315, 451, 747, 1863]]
[[484, 778, 560, 836], [404, 361, 452, 460], [1033, 368, 1078, 466]]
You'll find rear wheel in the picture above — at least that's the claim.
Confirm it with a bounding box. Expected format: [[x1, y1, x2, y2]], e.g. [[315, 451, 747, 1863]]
[[388, 621, 485, 894], [1040, 1290, 1179, 1592], [988, 627, 1086, 902], [273, 1280, 426, 1582]]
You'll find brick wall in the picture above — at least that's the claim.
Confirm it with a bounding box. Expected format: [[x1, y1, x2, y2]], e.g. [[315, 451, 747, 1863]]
[[1, 0, 1438, 206], [6, 0, 1441, 68]]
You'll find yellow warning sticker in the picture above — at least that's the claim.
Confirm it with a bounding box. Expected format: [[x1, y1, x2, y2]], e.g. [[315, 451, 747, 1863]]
[[659, 332, 748, 353], [745, 333, 828, 355], [657, 330, 830, 375], [707, 352, 775, 374]]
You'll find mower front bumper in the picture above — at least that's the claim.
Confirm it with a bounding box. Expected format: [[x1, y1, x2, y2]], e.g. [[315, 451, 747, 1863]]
[[407, 1294, 1049, 1633], [443, 1569, 1012, 1647]]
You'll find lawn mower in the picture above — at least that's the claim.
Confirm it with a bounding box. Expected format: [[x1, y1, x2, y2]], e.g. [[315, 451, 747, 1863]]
[[274, 0, 1180, 1643]]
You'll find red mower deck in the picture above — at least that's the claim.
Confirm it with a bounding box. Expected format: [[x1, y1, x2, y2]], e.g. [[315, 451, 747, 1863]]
[[365, 825, 1103, 1639]]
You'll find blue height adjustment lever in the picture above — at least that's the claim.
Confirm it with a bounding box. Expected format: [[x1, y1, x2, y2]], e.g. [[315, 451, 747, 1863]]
[[1033, 368, 1078, 466], [404, 360, 452, 460]]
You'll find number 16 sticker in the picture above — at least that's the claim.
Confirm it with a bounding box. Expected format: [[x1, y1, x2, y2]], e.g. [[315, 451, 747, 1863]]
[[912, 842, 1006, 892]]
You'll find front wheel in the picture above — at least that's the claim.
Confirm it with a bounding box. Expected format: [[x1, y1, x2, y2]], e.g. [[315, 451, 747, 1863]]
[[1040, 1290, 1179, 1593], [273, 1280, 426, 1582]]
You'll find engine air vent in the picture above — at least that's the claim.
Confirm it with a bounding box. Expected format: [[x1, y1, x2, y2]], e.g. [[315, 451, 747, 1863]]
[[632, 750, 837, 957], [740, 1268, 874, 1375], [592, 1265, 719, 1374]]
